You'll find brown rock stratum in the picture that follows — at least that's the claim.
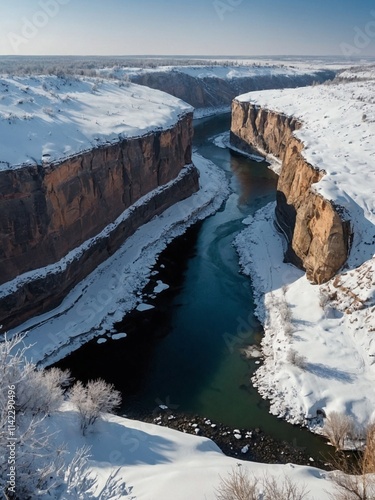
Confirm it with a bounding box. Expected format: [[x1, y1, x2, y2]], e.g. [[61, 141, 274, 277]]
[[0, 112, 198, 328], [231, 100, 351, 284]]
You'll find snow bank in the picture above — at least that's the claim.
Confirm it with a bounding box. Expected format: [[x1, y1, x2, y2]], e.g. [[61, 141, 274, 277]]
[[236, 73, 375, 268], [9, 154, 229, 366], [0, 75, 192, 169], [46, 403, 336, 500], [234, 70, 375, 434], [236, 204, 375, 432]]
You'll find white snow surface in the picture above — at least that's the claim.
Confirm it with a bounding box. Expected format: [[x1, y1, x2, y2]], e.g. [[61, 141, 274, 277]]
[[234, 71, 375, 435], [237, 74, 375, 268], [236, 204, 375, 433], [0, 75, 192, 169], [45, 403, 336, 500], [99, 60, 340, 82], [7, 154, 229, 366]]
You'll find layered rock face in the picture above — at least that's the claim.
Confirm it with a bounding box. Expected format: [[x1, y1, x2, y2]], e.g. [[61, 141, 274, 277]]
[[231, 100, 350, 284], [132, 71, 336, 109], [0, 113, 198, 328]]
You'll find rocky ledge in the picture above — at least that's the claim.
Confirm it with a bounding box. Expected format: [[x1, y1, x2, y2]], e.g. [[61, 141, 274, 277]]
[[231, 100, 351, 284]]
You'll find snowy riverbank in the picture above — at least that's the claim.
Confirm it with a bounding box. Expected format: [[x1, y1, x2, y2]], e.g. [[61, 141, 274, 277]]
[[7, 153, 229, 366], [234, 68, 375, 434], [39, 403, 337, 500]]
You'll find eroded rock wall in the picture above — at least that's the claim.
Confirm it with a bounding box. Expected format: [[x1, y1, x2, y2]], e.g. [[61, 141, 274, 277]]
[[0, 112, 198, 328], [231, 100, 350, 284], [132, 71, 336, 109]]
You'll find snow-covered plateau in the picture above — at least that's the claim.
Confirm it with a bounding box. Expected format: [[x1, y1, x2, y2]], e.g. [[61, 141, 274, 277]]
[[0, 75, 192, 169], [99, 61, 337, 81], [235, 68, 375, 434]]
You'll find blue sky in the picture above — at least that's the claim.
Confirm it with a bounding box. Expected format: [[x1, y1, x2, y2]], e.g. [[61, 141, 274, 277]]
[[0, 0, 374, 56]]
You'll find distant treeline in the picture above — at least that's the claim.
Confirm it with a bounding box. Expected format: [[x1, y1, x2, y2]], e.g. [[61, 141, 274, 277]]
[[0, 55, 270, 76]]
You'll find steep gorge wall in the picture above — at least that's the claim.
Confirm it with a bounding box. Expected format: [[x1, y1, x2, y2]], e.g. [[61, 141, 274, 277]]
[[131, 71, 336, 109], [231, 100, 350, 284], [0, 113, 198, 328]]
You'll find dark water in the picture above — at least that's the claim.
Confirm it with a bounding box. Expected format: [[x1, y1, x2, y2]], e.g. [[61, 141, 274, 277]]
[[55, 113, 329, 458]]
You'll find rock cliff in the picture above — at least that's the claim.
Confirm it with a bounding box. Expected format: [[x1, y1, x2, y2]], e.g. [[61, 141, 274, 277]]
[[231, 100, 351, 284], [0, 112, 198, 328], [131, 70, 336, 109]]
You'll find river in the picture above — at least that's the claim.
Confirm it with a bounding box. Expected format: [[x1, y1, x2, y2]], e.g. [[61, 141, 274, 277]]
[[55, 112, 329, 459]]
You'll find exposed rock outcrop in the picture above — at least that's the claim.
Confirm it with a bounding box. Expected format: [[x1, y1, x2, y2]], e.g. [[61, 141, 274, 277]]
[[231, 100, 350, 284], [0, 113, 198, 328]]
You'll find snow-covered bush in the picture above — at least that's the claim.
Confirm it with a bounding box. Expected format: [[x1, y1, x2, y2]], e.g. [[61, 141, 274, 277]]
[[70, 379, 121, 435], [63, 446, 133, 499], [16, 366, 71, 415], [0, 335, 130, 499], [0, 333, 70, 416]]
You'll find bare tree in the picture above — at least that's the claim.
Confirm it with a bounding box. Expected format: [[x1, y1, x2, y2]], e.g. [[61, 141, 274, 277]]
[[363, 423, 375, 474], [69, 379, 121, 435], [323, 412, 355, 451]]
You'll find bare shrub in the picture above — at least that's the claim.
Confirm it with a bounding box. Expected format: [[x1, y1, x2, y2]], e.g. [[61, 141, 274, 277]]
[[215, 467, 257, 500], [323, 412, 355, 451], [363, 423, 375, 474], [286, 349, 307, 369], [319, 289, 330, 310], [328, 423, 375, 499], [69, 379, 121, 435], [329, 454, 375, 500], [262, 474, 310, 500], [215, 468, 310, 500], [279, 299, 292, 324], [0, 333, 70, 416]]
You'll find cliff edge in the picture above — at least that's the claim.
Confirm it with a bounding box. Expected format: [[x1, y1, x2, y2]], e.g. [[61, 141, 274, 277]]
[[0, 76, 198, 328], [231, 100, 351, 284], [233, 70, 375, 429]]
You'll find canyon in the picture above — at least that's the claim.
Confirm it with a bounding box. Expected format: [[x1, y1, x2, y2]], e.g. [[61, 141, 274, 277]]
[[131, 68, 336, 109], [0, 101, 198, 329], [0, 67, 338, 330], [230, 100, 351, 284]]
